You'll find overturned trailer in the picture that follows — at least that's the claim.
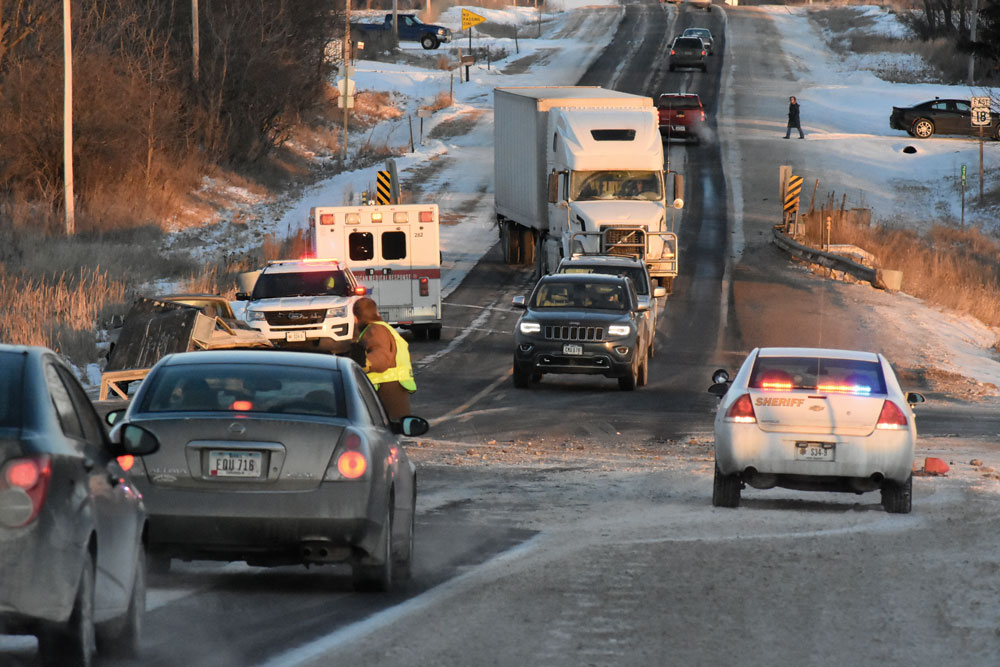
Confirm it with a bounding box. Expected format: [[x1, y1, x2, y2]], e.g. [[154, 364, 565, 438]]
[[99, 297, 272, 400]]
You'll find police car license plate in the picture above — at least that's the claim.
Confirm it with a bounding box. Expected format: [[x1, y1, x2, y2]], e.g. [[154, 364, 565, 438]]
[[795, 442, 834, 462], [563, 344, 583, 356], [209, 451, 263, 478], [286, 331, 306, 342]]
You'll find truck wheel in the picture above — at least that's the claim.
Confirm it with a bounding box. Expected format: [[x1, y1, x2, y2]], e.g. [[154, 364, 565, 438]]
[[411, 326, 428, 341], [513, 364, 532, 389], [521, 229, 535, 266], [421, 34, 438, 49], [618, 357, 637, 391], [428, 325, 442, 341]]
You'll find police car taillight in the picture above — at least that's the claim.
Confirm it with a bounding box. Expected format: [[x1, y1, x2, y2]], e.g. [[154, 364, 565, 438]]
[[419, 210, 434, 223], [724, 394, 756, 424], [320, 214, 335, 225], [419, 277, 429, 296], [875, 400, 907, 430]]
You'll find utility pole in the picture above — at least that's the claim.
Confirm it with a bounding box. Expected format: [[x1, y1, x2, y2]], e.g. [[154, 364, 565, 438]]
[[192, 0, 200, 83], [968, 0, 979, 84], [63, 0, 75, 235], [392, 0, 399, 47], [341, 0, 351, 166]]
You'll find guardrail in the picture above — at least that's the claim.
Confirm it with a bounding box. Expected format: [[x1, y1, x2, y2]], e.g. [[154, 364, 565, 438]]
[[772, 225, 899, 291]]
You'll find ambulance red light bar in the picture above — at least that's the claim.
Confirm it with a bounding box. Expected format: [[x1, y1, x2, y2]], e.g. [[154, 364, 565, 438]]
[[419, 210, 434, 223], [320, 213, 335, 225]]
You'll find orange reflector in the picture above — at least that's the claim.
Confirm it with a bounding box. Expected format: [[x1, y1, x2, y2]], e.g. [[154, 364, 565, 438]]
[[5, 460, 39, 488], [419, 210, 434, 223], [337, 451, 367, 479], [320, 213, 335, 226], [117, 455, 135, 472], [231, 400, 253, 411]]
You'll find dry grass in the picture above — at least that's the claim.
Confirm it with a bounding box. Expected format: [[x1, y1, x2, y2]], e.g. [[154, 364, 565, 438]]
[[176, 232, 310, 299], [421, 92, 453, 113]]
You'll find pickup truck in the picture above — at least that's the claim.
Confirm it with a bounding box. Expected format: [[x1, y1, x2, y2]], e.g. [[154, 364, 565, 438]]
[[351, 14, 453, 50]]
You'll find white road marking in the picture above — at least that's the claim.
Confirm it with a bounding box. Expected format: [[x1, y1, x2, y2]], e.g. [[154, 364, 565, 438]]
[[255, 534, 545, 667], [429, 370, 513, 427], [413, 302, 496, 370]]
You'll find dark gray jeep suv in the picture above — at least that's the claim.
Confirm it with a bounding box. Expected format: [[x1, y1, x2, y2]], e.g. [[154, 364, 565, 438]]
[[511, 273, 650, 391]]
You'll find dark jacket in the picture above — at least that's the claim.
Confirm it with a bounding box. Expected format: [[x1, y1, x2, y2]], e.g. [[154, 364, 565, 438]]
[[788, 102, 801, 124]]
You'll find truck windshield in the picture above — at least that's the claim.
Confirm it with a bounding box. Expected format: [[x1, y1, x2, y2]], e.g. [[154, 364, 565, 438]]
[[252, 271, 350, 299], [570, 171, 663, 202]]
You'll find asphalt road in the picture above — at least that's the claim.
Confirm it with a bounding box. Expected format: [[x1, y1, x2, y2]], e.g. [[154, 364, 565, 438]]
[[6, 2, 1000, 666]]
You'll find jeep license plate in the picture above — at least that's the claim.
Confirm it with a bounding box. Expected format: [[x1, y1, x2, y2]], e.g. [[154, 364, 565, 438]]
[[563, 344, 583, 356], [286, 331, 306, 342]]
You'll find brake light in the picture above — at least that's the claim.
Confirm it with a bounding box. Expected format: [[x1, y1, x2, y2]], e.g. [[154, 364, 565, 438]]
[[1, 456, 52, 527], [419, 277, 429, 297], [701, 50, 706, 56], [670, 49, 676, 55], [876, 400, 907, 430], [419, 210, 434, 223], [117, 455, 135, 472], [320, 213, 335, 226], [231, 400, 253, 411], [335, 433, 367, 479], [724, 394, 756, 423]]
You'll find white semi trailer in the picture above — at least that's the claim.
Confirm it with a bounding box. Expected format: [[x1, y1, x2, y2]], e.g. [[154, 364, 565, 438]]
[[494, 86, 679, 289]]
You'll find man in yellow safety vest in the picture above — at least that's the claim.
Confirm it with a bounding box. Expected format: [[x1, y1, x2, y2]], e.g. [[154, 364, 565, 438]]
[[352, 297, 417, 420]]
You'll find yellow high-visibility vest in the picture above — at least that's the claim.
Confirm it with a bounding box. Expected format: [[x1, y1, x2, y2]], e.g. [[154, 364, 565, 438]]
[[360, 321, 417, 392]]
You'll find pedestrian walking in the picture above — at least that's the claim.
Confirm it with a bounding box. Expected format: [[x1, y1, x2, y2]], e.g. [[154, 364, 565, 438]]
[[352, 297, 417, 420], [784, 96, 804, 139]]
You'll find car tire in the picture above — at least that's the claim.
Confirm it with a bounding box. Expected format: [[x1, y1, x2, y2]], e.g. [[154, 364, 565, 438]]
[[39, 550, 96, 667], [618, 359, 638, 391], [701, 64, 707, 72], [394, 490, 416, 582], [513, 364, 532, 388], [881, 475, 912, 514], [421, 34, 438, 49], [712, 465, 741, 508], [99, 543, 146, 659], [648, 334, 655, 360], [353, 507, 393, 591], [669, 64, 676, 72], [912, 118, 934, 138]]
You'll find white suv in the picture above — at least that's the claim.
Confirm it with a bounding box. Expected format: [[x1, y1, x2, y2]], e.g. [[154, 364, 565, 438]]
[[236, 260, 366, 353]]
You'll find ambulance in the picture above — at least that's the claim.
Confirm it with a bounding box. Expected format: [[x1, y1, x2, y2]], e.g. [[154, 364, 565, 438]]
[[308, 204, 443, 340]]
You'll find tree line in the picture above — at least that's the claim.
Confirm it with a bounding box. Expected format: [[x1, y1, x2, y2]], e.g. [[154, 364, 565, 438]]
[[907, 0, 1000, 77], [0, 0, 341, 233]]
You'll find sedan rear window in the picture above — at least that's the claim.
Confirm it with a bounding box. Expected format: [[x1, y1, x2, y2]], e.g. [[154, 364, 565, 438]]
[[749, 356, 887, 395], [0, 352, 24, 428], [140, 364, 346, 417], [673, 38, 704, 49]]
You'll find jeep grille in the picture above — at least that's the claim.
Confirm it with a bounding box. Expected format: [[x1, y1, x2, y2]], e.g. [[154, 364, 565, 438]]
[[544, 325, 604, 341]]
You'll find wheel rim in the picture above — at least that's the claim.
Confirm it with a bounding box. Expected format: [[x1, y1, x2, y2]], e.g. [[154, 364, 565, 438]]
[[914, 121, 932, 138]]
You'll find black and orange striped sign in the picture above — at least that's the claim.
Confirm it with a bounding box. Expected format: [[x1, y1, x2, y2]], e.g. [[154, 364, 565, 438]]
[[376, 170, 391, 205], [784, 174, 803, 213]]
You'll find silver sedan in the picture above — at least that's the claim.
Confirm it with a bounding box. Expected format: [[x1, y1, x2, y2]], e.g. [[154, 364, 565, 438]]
[[108, 350, 427, 591], [709, 347, 924, 513]]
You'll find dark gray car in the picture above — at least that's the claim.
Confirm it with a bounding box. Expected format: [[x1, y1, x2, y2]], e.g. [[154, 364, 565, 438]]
[[512, 273, 650, 391], [108, 350, 428, 591], [0, 345, 157, 666], [669, 36, 708, 72]]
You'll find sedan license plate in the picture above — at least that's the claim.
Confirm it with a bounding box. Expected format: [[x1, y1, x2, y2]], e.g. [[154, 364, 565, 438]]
[[563, 344, 583, 356], [209, 450, 263, 478], [285, 331, 306, 342], [795, 442, 834, 462]]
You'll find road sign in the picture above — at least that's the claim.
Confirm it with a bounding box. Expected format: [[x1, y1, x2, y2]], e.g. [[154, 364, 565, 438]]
[[336, 78, 355, 97], [961, 164, 967, 185], [972, 108, 991, 127], [461, 8, 486, 31], [376, 170, 391, 205], [784, 174, 803, 213], [971, 97, 991, 109]]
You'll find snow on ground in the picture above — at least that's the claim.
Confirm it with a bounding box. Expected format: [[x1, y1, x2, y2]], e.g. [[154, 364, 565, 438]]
[[763, 5, 998, 229]]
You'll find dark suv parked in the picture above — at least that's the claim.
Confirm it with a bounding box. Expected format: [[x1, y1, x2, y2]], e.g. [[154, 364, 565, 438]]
[[511, 274, 650, 391], [668, 36, 707, 72]]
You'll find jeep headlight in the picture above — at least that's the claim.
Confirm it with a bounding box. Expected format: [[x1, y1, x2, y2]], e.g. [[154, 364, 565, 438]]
[[246, 309, 266, 322], [326, 306, 348, 319], [607, 323, 632, 337], [519, 321, 541, 335], [438, 28, 445, 34]]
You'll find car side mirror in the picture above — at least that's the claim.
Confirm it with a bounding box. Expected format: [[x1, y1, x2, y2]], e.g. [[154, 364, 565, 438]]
[[392, 416, 429, 437], [906, 392, 925, 405], [653, 287, 667, 298], [235, 292, 250, 301], [106, 409, 125, 427], [708, 383, 729, 398], [512, 295, 526, 309], [712, 368, 730, 384], [115, 424, 160, 456]]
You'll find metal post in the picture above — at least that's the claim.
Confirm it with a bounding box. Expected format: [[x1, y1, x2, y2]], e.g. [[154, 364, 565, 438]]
[[63, 0, 74, 235], [408, 115, 414, 153], [392, 0, 398, 47], [980, 125, 985, 203], [192, 0, 200, 83], [968, 0, 979, 85], [341, 0, 351, 166]]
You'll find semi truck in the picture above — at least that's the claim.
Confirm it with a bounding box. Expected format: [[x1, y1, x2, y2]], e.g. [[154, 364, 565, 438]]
[[493, 86, 679, 289]]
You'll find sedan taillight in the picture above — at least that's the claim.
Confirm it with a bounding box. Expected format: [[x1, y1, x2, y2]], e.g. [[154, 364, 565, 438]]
[[324, 431, 369, 481], [875, 400, 908, 430], [0, 455, 52, 527], [724, 394, 756, 424]]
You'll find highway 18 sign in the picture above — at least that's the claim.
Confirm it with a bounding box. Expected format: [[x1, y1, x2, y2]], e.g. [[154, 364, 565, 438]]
[[971, 96, 991, 127]]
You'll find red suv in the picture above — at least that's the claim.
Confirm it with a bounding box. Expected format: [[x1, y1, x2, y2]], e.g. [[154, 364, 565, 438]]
[[657, 93, 706, 144]]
